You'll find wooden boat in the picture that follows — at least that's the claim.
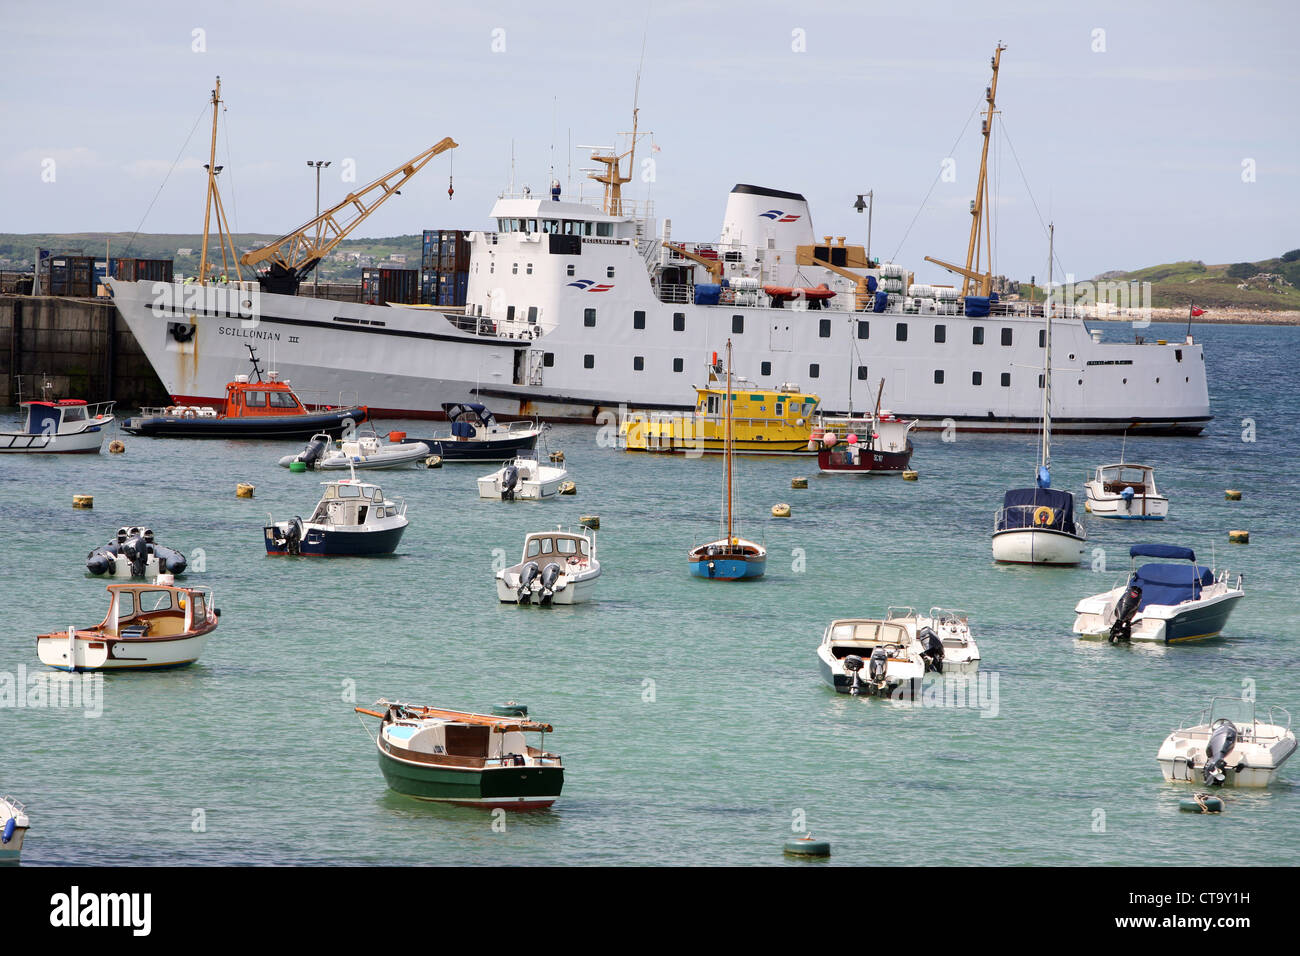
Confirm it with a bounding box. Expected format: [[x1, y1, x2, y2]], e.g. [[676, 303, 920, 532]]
[[0, 796, 29, 862], [123, 345, 367, 439], [357, 700, 564, 809], [621, 355, 820, 455], [36, 580, 219, 672], [812, 380, 915, 474], [689, 341, 766, 579], [401, 402, 543, 462], [1, 399, 115, 454], [496, 527, 600, 605], [265, 474, 408, 556]]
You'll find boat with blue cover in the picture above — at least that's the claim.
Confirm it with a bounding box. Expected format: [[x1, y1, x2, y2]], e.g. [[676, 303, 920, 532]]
[[1072, 544, 1245, 644], [401, 402, 543, 462], [264, 472, 408, 556]]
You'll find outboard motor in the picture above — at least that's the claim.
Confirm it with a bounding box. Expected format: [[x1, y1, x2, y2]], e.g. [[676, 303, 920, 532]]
[[842, 654, 865, 696], [539, 562, 562, 604], [1108, 580, 1143, 643], [122, 532, 149, 577], [516, 561, 540, 601], [917, 626, 944, 673], [1203, 718, 1239, 786], [868, 646, 889, 686], [300, 435, 328, 469], [283, 517, 303, 556], [116, 527, 129, 545], [500, 464, 520, 501]]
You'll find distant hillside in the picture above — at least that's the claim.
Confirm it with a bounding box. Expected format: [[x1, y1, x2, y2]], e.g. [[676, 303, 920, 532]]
[[1093, 251, 1300, 311], [0, 232, 426, 282]]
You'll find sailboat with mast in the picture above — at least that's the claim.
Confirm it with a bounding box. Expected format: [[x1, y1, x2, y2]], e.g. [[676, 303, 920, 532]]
[[991, 224, 1087, 565], [688, 341, 767, 580]]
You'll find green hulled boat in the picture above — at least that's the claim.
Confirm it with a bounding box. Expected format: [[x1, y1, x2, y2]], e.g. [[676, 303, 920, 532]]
[[358, 701, 564, 810]]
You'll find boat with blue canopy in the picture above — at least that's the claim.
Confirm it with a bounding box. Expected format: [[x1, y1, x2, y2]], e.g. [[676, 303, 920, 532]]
[[401, 402, 543, 462], [1072, 543, 1245, 644]]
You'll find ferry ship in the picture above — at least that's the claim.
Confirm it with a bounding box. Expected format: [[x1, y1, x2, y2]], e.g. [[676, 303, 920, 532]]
[[106, 57, 1211, 435]]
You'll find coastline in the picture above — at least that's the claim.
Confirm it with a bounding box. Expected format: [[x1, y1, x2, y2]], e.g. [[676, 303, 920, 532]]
[[1090, 306, 1300, 326]]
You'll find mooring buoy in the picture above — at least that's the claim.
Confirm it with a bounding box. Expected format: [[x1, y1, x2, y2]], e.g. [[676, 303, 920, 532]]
[[902, 470, 919, 481], [236, 483, 255, 499], [108, 440, 125, 454], [424, 455, 443, 469], [1228, 530, 1249, 544], [492, 701, 528, 718], [784, 834, 831, 858], [1225, 490, 1242, 501], [72, 494, 94, 509], [791, 477, 808, 489], [1179, 794, 1224, 813], [289, 461, 307, 473], [559, 480, 577, 495], [579, 514, 600, 529], [772, 502, 791, 517]]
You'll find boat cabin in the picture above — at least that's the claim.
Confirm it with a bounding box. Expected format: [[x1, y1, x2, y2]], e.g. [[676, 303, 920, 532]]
[[385, 719, 540, 767], [444, 402, 500, 438], [310, 480, 403, 526], [222, 372, 308, 418], [996, 487, 1078, 533], [520, 530, 594, 566], [21, 399, 112, 434], [822, 619, 912, 659], [695, 383, 819, 424], [1093, 463, 1158, 495], [101, 583, 212, 638]]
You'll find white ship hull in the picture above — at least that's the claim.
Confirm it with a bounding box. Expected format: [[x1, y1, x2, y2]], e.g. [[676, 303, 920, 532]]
[[991, 528, 1086, 565]]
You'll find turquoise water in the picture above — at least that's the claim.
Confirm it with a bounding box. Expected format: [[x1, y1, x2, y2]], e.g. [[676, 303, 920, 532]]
[[1, 321, 1296, 866]]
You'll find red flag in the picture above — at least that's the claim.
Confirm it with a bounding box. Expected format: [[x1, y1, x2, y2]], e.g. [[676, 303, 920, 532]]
[[1190, 307, 1206, 317]]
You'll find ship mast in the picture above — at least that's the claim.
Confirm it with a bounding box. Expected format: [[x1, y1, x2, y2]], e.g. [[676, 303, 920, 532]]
[[1039, 222, 1054, 485], [197, 77, 242, 286], [725, 339, 734, 544]]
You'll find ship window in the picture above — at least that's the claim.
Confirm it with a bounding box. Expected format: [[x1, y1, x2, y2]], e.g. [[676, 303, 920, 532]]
[[490, 262, 495, 274], [1000, 372, 1011, 387], [857, 320, 869, 339], [244, 391, 267, 407], [809, 364, 820, 378], [972, 326, 985, 345], [761, 361, 772, 376], [707, 395, 719, 414], [775, 402, 784, 416], [268, 391, 298, 408], [973, 371, 983, 385], [934, 369, 945, 384], [506, 306, 516, 322], [733, 314, 744, 333], [1038, 374, 1044, 388], [1039, 329, 1046, 348], [634, 356, 644, 371], [542, 220, 556, 234], [896, 322, 907, 341], [673, 313, 685, 332], [934, 324, 946, 343], [673, 358, 684, 372], [566, 264, 575, 277], [583, 354, 594, 369], [526, 263, 533, 275], [512, 262, 518, 275], [633, 310, 646, 329], [596, 223, 613, 237], [584, 308, 596, 327], [819, 319, 831, 338], [526, 219, 538, 233], [526, 539, 541, 557], [543, 353, 554, 367], [527, 306, 538, 324], [607, 266, 615, 279], [858, 366, 868, 380], [1001, 327, 1013, 346]]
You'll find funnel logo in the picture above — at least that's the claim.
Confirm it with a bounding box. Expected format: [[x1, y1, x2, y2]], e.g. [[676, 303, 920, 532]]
[[759, 209, 801, 223], [567, 279, 614, 292]]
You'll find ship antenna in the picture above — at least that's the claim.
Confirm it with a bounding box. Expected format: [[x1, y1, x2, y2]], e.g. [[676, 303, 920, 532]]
[[246, 343, 264, 382]]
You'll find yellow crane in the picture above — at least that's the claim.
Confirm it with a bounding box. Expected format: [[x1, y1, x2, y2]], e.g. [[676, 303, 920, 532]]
[[241, 137, 458, 293], [795, 239, 880, 311], [662, 242, 724, 284]]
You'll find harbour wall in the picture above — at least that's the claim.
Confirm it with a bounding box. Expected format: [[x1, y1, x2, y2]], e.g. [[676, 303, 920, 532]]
[[0, 294, 169, 408]]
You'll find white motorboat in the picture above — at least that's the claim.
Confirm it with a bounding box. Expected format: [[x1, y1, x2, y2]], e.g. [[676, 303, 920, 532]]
[[279, 432, 431, 470], [496, 527, 600, 605], [265, 472, 408, 556], [1157, 698, 1296, 788], [0, 796, 29, 862], [477, 455, 568, 500], [1085, 463, 1169, 520], [887, 607, 982, 674], [1, 399, 115, 454], [817, 618, 925, 697], [1073, 544, 1244, 644], [992, 226, 1085, 565], [36, 580, 219, 672], [401, 402, 544, 462]]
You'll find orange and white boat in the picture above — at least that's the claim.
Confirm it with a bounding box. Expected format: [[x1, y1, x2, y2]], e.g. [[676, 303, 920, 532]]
[[36, 579, 219, 672]]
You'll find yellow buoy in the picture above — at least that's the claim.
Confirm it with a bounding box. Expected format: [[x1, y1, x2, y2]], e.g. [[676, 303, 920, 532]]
[[791, 477, 808, 489], [1228, 530, 1249, 544], [1225, 490, 1242, 501], [902, 470, 919, 481], [558, 481, 577, 495], [1084, 500, 1092, 513], [72, 494, 94, 509], [772, 502, 791, 517], [579, 514, 600, 529], [424, 455, 443, 469], [549, 450, 565, 463], [236, 483, 255, 499], [108, 440, 125, 454]]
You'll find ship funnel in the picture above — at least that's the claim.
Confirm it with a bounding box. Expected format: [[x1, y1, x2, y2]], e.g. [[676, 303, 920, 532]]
[[719, 184, 814, 252]]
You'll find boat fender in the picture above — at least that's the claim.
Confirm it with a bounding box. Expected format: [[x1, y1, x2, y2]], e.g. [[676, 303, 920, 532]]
[[1107, 582, 1142, 644], [1203, 719, 1239, 786], [2, 817, 14, 843], [1032, 506, 1055, 526], [1179, 793, 1224, 814], [1121, 486, 1135, 501]]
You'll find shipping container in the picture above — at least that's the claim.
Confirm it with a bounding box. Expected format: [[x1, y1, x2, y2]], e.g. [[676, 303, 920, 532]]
[[46, 255, 97, 297], [435, 270, 469, 307], [420, 269, 439, 306], [361, 267, 421, 306], [111, 257, 175, 283]]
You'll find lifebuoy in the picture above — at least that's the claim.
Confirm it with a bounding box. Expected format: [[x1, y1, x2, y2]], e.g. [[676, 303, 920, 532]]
[[182, 407, 198, 419], [1033, 506, 1055, 526]]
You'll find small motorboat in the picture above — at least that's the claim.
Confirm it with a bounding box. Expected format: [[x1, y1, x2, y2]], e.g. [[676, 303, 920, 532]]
[[1, 399, 115, 454], [887, 606, 982, 674], [86, 526, 187, 579], [1084, 463, 1169, 520], [1073, 544, 1244, 644], [356, 700, 564, 809], [402, 402, 543, 462], [0, 796, 29, 862], [476, 455, 569, 500], [497, 527, 600, 605], [123, 345, 367, 439], [811, 380, 915, 475], [817, 618, 925, 697], [36, 579, 219, 671], [1157, 697, 1296, 788], [265, 473, 408, 556], [279, 432, 431, 470]]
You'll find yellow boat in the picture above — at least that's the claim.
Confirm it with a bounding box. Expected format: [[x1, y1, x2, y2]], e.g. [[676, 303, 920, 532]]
[[621, 360, 821, 455]]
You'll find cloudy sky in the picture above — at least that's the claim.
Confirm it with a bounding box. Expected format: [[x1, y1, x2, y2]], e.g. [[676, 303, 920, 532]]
[[2, 0, 1296, 282]]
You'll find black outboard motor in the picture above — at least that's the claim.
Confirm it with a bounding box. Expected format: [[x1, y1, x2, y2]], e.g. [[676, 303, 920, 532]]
[[917, 626, 945, 674], [500, 464, 520, 501], [539, 562, 562, 604], [1203, 718, 1239, 786], [842, 655, 865, 696], [283, 517, 303, 556], [1108, 580, 1143, 644], [516, 561, 540, 601], [868, 646, 889, 686], [122, 532, 150, 577], [300, 435, 328, 469]]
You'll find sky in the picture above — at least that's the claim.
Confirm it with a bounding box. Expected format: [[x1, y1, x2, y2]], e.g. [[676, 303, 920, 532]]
[[1, 0, 1297, 283]]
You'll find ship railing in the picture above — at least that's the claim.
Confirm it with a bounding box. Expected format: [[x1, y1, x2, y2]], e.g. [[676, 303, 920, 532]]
[[993, 504, 1083, 536], [655, 283, 693, 305], [1179, 700, 1291, 743]]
